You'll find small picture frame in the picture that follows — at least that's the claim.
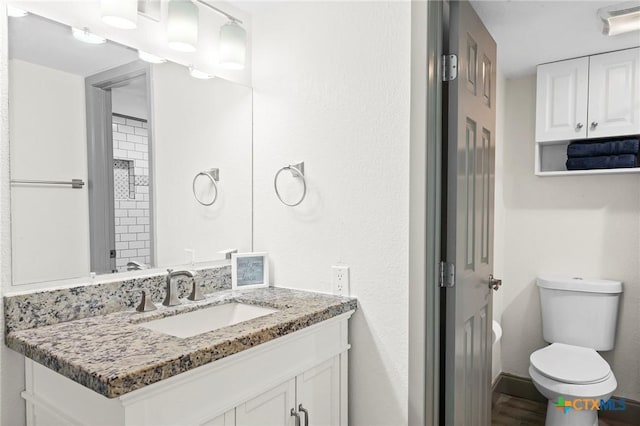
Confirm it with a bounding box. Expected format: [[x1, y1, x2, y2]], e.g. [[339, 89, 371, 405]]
[[232, 252, 270, 290]]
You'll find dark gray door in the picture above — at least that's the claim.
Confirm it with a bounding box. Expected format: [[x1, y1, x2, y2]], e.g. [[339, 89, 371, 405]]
[[444, 1, 497, 424]]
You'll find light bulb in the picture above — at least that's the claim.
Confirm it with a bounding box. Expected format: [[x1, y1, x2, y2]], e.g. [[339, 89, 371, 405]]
[[219, 20, 246, 70], [7, 5, 28, 18], [101, 0, 138, 29], [72, 27, 107, 44], [138, 50, 167, 64], [167, 0, 199, 53], [189, 66, 213, 80]]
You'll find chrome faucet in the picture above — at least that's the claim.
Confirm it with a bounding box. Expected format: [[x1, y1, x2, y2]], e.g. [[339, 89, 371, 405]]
[[127, 261, 148, 271], [163, 269, 199, 306]]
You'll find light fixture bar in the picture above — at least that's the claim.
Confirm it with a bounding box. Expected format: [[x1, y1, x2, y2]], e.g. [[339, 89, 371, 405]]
[[598, 2, 640, 36], [194, 0, 242, 24]]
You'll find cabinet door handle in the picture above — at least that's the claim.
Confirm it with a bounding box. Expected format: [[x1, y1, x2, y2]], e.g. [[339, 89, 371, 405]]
[[299, 404, 309, 426], [291, 408, 301, 426], [591, 121, 598, 129], [576, 122, 583, 130]]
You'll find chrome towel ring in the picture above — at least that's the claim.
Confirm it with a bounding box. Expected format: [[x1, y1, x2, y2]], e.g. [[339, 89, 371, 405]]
[[274, 162, 307, 207], [193, 168, 219, 206]]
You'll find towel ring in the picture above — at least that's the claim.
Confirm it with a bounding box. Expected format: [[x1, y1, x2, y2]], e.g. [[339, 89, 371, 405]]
[[274, 162, 306, 207], [193, 168, 219, 206]]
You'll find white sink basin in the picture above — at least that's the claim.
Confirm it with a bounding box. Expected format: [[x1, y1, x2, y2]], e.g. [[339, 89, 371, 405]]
[[140, 303, 278, 338]]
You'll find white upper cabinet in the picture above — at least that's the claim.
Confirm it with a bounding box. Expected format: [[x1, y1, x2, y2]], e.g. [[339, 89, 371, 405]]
[[536, 47, 640, 143], [587, 48, 640, 139], [536, 57, 589, 141]]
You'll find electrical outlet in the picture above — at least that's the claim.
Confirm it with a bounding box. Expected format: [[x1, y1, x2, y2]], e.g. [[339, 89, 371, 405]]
[[332, 265, 350, 296]]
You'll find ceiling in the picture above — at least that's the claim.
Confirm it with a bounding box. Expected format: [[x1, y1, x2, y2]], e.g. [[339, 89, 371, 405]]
[[470, 0, 640, 78], [9, 12, 138, 77]]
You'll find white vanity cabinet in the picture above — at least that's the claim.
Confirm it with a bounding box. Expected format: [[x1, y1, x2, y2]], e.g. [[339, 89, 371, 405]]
[[236, 357, 341, 426], [22, 312, 352, 426]]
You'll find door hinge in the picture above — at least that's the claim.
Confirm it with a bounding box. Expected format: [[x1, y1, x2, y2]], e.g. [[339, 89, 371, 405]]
[[442, 54, 458, 81], [439, 261, 455, 288]]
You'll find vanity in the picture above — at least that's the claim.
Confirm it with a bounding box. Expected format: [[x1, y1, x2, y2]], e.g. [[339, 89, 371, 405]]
[[3, 2, 356, 425], [5, 265, 356, 426]]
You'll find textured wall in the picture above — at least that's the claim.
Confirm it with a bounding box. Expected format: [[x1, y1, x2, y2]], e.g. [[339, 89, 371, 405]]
[[252, 2, 411, 424], [495, 75, 640, 401]]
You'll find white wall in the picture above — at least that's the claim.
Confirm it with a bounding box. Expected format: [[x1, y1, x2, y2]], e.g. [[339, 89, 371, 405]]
[[252, 2, 411, 424], [495, 75, 640, 401], [152, 61, 253, 266], [9, 59, 91, 285]]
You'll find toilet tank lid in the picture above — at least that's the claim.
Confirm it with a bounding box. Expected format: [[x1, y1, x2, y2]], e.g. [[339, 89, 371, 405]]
[[537, 275, 622, 293]]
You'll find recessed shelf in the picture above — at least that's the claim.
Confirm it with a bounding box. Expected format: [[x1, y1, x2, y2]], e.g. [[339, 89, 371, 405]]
[[536, 167, 640, 177], [535, 140, 640, 177]]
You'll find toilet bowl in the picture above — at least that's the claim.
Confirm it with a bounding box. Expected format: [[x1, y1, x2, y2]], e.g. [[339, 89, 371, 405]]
[[529, 343, 617, 426], [532, 276, 622, 426]]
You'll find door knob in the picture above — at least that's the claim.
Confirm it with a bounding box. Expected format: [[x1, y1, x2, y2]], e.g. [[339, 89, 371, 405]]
[[488, 274, 502, 291], [576, 122, 583, 130], [591, 121, 598, 129]]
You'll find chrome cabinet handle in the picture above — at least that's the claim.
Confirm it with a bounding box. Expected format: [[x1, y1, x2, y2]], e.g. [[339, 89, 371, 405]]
[[291, 408, 300, 426], [488, 274, 502, 291], [591, 121, 598, 129], [576, 122, 583, 130], [298, 404, 309, 426]]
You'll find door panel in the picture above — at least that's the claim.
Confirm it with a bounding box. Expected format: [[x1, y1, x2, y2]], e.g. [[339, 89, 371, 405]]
[[445, 1, 496, 425], [235, 379, 296, 426], [535, 57, 589, 141], [587, 47, 640, 138], [296, 357, 341, 426], [202, 410, 235, 426]]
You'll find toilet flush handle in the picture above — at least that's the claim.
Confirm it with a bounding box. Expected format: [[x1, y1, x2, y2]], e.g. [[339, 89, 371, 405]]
[[488, 274, 502, 291]]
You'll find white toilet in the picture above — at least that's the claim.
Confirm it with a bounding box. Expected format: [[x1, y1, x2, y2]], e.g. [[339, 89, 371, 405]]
[[530, 276, 622, 426]]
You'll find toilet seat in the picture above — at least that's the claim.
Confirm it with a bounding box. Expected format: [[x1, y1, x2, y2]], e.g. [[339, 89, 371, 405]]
[[530, 343, 611, 384]]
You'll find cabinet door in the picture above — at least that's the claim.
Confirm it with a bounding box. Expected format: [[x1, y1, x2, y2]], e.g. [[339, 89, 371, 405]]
[[535, 57, 589, 141], [587, 47, 640, 139], [202, 410, 235, 426], [296, 357, 341, 426], [236, 379, 296, 426]]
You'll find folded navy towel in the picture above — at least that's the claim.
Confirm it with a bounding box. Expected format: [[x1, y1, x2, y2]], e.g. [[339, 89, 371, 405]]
[[566, 154, 638, 170], [567, 138, 639, 158]]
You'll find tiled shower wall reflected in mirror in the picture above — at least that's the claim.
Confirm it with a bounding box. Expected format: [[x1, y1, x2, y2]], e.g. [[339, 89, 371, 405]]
[[112, 114, 151, 271]]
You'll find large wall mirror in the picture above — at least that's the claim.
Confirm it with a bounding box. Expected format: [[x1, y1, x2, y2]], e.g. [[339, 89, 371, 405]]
[[8, 7, 252, 286]]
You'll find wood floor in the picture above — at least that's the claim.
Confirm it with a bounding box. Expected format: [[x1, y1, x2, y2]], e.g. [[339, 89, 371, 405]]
[[491, 394, 636, 426]]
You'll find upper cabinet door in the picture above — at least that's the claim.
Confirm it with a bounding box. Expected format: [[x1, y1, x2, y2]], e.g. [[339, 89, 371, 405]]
[[587, 48, 640, 139], [536, 57, 589, 142]]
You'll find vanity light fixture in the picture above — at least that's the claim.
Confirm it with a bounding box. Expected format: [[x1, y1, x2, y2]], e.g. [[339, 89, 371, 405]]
[[219, 20, 247, 70], [189, 65, 213, 80], [138, 50, 167, 64], [598, 2, 640, 36], [101, 0, 138, 30], [71, 27, 107, 44], [7, 5, 28, 17], [167, 0, 199, 53]]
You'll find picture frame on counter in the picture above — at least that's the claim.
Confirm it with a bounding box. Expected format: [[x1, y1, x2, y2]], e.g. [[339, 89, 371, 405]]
[[232, 252, 270, 289]]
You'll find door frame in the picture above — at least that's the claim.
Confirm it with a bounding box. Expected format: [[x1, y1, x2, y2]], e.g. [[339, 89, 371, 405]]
[[408, 1, 443, 425], [85, 61, 154, 274]]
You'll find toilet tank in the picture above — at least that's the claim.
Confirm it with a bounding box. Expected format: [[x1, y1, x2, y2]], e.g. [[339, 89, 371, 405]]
[[537, 276, 622, 350]]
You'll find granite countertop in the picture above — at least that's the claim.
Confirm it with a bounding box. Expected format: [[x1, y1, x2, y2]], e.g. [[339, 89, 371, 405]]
[[6, 287, 356, 398]]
